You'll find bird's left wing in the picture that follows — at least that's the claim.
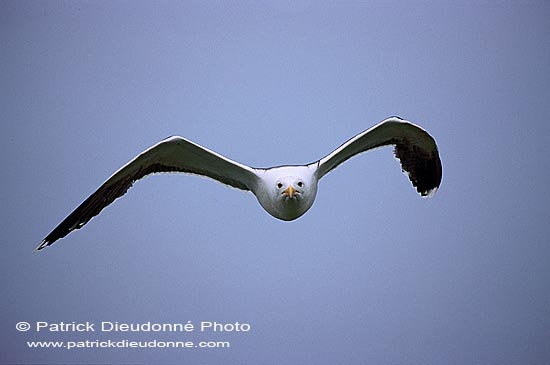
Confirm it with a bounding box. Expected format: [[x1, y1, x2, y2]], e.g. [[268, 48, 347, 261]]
[[35, 136, 259, 251], [316, 117, 442, 196]]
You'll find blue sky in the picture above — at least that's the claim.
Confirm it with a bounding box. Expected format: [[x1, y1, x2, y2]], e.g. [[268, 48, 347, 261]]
[[2, 1, 550, 364]]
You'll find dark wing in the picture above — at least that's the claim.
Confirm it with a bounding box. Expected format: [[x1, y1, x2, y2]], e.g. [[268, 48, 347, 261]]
[[316, 117, 442, 196], [35, 136, 259, 251]]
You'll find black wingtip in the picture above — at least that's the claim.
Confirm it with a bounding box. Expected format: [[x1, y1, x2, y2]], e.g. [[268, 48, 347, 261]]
[[394, 139, 442, 198], [33, 239, 50, 253]]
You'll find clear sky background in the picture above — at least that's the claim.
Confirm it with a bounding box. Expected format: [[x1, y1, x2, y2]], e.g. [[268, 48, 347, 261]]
[[2, 1, 549, 364]]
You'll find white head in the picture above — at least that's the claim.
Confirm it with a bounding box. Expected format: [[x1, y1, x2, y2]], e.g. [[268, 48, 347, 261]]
[[253, 165, 318, 221]]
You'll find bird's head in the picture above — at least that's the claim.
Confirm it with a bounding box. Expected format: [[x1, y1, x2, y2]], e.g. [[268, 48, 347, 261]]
[[276, 177, 304, 200], [254, 165, 318, 221]]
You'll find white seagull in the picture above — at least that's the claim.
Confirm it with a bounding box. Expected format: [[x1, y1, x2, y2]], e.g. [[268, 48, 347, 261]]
[[35, 117, 442, 251]]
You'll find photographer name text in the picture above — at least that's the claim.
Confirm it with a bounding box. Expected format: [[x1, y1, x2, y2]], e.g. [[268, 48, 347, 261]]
[[16, 321, 250, 333]]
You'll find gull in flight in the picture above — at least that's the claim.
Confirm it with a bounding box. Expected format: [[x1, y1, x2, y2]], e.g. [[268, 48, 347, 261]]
[[35, 117, 442, 251]]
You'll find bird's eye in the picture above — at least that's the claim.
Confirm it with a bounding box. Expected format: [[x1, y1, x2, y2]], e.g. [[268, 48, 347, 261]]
[[277, 182, 283, 189], [297, 181, 303, 187]]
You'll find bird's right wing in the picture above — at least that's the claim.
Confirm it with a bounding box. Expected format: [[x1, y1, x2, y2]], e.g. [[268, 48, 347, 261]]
[[35, 136, 259, 251]]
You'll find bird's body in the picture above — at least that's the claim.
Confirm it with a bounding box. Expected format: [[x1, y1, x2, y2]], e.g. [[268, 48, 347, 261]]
[[36, 117, 442, 251], [254, 164, 318, 221]]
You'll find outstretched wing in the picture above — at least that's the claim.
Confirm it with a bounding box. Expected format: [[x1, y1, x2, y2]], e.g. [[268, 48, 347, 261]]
[[316, 117, 442, 196], [35, 136, 259, 251]]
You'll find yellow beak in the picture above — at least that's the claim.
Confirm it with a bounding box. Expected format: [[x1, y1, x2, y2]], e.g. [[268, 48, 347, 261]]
[[283, 185, 296, 198]]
